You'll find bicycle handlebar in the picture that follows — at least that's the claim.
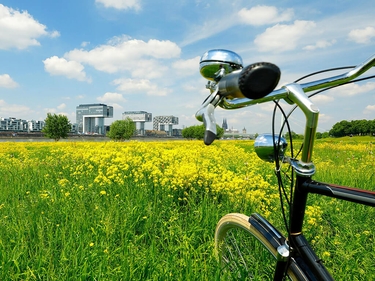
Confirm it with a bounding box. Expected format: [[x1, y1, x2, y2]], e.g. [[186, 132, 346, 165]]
[[220, 53, 375, 110], [196, 50, 375, 160]]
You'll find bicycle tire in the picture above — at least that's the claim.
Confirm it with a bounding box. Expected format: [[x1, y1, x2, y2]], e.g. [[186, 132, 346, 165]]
[[215, 213, 308, 280]]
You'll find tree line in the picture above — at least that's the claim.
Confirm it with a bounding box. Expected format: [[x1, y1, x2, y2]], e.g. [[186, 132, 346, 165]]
[[329, 119, 375, 137], [42, 113, 375, 142], [181, 124, 224, 140], [42, 114, 136, 141]]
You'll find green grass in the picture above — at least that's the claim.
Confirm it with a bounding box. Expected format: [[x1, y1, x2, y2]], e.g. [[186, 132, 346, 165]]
[[0, 138, 374, 280]]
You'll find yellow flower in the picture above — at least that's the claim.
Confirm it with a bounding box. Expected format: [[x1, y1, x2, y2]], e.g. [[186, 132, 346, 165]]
[[100, 190, 106, 195]]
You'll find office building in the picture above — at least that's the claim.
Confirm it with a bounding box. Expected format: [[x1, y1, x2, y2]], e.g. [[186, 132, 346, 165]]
[[76, 104, 113, 134]]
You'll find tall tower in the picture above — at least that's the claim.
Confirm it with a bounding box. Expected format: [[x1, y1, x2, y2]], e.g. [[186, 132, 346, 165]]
[[222, 118, 228, 130]]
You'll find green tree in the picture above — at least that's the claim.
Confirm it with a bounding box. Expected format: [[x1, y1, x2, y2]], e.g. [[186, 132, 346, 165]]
[[322, 132, 330, 138], [284, 131, 304, 140], [329, 120, 350, 137], [42, 113, 71, 141], [182, 124, 224, 140], [107, 118, 136, 141]]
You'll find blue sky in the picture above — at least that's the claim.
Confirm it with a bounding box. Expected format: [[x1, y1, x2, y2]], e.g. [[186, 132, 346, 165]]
[[0, 0, 374, 134]]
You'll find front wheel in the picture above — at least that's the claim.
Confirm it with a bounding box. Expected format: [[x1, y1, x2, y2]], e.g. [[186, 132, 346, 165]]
[[215, 213, 307, 280]]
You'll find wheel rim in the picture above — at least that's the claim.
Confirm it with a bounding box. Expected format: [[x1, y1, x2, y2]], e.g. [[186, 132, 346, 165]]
[[218, 226, 278, 280]]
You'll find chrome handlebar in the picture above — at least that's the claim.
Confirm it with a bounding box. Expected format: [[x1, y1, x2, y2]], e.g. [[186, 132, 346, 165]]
[[220, 53, 375, 110], [196, 50, 375, 163]]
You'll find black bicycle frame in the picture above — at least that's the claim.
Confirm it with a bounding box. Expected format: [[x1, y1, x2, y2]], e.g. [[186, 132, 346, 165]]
[[284, 175, 375, 280]]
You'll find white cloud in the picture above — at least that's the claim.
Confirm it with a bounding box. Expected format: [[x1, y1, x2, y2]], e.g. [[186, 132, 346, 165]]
[[43, 56, 92, 83], [254, 20, 316, 52], [112, 78, 154, 92], [65, 36, 181, 78], [95, 0, 141, 10], [238, 6, 293, 26], [310, 94, 334, 104], [81, 41, 90, 47], [303, 40, 336, 51], [172, 56, 200, 75], [44, 108, 57, 114], [57, 103, 66, 110], [109, 103, 124, 111], [180, 12, 238, 47], [112, 78, 170, 96], [0, 4, 58, 50], [364, 104, 375, 114], [0, 99, 33, 116], [97, 92, 127, 103], [348, 26, 375, 44], [49, 31, 60, 38], [0, 74, 18, 88], [317, 113, 332, 125], [331, 82, 375, 97]]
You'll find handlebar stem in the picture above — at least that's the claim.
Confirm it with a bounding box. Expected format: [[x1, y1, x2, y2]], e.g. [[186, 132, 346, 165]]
[[283, 83, 319, 164]]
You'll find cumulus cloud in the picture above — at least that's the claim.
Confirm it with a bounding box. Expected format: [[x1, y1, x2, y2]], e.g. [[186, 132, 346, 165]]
[[238, 6, 294, 26], [97, 92, 127, 103], [348, 26, 375, 44], [254, 20, 316, 52], [172, 56, 200, 75], [43, 108, 57, 114], [0, 74, 18, 88], [112, 78, 170, 96], [64, 36, 181, 78], [43, 56, 92, 83], [310, 94, 334, 104], [0, 99, 33, 116], [364, 104, 375, 114], [81, 41, 90, 47], [0, 4, 59, 50], [95, 0, 141, 10], [57, 103, 66, 110], [331, 82, 375, 97], [303, 39, 336, 51]]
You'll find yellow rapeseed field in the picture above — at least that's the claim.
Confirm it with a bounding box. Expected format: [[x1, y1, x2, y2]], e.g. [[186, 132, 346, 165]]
[[0, 139, 374, 279]]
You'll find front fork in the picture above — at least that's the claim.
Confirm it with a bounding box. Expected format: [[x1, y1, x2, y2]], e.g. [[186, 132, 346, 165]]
[[272, 175, 335, 281], [273, 242, 291, 280], [272, 175, 310, 281]]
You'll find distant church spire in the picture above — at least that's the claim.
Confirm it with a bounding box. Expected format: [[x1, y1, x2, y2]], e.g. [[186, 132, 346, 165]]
[[222, 118, 228, 130]]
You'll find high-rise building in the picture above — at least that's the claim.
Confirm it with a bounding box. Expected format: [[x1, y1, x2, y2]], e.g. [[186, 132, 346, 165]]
[[122, 111, 152, 135], [76, 104, 113, 134], [153, 115, 179, 136]]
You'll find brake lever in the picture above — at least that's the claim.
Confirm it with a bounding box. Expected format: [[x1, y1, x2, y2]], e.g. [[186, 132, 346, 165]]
[[195, 89, 222, 145]]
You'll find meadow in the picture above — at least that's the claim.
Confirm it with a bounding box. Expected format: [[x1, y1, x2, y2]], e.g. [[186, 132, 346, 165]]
[[0, 138, 374, 280]]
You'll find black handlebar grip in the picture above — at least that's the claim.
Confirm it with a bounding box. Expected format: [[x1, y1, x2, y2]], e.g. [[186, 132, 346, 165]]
[[204, 130, 216, 145], [239, 62, 281, 100]]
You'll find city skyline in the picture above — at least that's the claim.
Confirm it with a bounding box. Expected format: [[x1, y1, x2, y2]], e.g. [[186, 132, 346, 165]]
[[0, 1, 374, 134]]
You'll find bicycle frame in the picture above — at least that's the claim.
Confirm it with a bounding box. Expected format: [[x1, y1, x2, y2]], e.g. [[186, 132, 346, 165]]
[[284, 174, 375, 280]]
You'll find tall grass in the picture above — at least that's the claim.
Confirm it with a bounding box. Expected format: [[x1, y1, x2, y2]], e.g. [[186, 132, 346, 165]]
[[0, 139, 373, 280]]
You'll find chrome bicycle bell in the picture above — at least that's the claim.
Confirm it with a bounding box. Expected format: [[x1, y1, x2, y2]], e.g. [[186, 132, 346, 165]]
[[254, 134, 288, 162], [199, 49, 243, 81]]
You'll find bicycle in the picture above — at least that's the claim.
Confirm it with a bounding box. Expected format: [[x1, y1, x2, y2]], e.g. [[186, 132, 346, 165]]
[[195, 49, 375, 280]]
